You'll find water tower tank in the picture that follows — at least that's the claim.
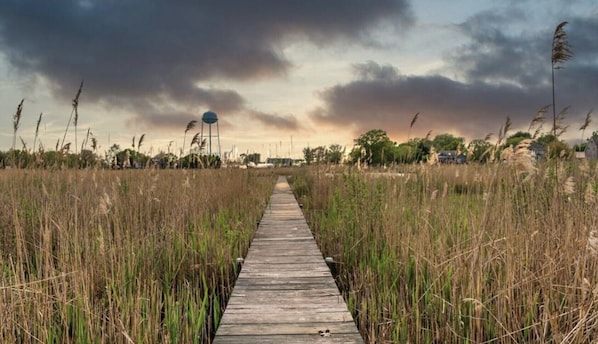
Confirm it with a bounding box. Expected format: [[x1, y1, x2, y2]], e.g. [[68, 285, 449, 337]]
[[202, 111, 218, 124]]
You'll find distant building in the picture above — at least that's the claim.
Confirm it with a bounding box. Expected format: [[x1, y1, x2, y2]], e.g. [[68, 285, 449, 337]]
[[586, 135, 598, 160], [267, 157, 293, 167], [529, 142, 546, 160], [438, 150, 467, 164], [266, 158, 306, 167]]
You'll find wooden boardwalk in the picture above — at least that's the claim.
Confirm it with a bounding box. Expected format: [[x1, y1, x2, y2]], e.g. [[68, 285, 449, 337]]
[[213, 176, 363, 343]]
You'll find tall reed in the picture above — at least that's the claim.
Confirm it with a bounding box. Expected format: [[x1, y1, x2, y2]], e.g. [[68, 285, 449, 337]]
[[0, 169, 275, 343], [292, 162, 598, 343]]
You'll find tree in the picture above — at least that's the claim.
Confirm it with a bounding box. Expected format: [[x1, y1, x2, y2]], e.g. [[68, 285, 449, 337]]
[[393, 138, 431, 164], [432, 133, 465, 151], [0, 151, 6, 168], [116, 149, 150, 168], [395, 144, 416, 164], [106, 144, 121, 168], [326, 144, 344, 164], [303, 147, 314, 165], [350, 129, 395, 166], [537, 134, 572, 159], [408, 138, 432, 163], [79, 149, 97, 168], [504, 131, 532, 149], [312, 146, 327, 164], [468, 139, 493, 163]]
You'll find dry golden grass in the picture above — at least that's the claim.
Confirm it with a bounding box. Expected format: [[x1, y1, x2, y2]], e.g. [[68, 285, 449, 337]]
[[291, 161, 598, 343], [0, 168, 276, 343]]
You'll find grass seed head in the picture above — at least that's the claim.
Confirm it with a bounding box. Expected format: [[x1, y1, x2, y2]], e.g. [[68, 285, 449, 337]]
[[587, 230, 598, 257], [585, 183, 596, 205], [563, 176, 575, 195]]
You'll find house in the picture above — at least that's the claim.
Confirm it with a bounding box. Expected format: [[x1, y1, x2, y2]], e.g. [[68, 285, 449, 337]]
[[586, 135, 598, 160], [438, 150, 467, 164], [529, 142, 546, 160]]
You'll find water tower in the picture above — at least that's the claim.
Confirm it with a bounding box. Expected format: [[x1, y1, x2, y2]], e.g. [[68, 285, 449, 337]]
[[200, 110, 221, 157]]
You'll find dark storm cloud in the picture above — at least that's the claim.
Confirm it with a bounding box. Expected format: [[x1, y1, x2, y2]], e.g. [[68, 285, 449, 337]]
[[448, 9, 547, 87], [353, 61, 399, 81], [311, 67, 547, 141], [127, 110, 195, 132], [312, 14, 598, 142], [0, 0, 413, 128], [248, 111, 301, 131], [450, 11, 598, 90]]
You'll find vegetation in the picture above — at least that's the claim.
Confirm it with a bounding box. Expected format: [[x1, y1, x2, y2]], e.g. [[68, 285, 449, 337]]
[[0, 169, 276, 343], [303, 144, 346, 165], [290, 161, 598, 343], [551, 21, 573, 137], [1, 21, 597, 344]]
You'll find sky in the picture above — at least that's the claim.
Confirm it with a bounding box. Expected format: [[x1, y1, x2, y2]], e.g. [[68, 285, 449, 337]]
[[1, 0, 597, 160]]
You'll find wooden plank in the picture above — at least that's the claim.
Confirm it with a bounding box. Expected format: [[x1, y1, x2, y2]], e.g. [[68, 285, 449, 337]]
[[219, 312, 355, 324], [213, 334, 363, 344], [216, 322, 361, 336], [213, 176, 363, 344]]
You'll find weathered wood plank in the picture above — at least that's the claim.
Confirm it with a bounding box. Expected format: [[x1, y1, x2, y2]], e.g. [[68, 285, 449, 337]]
[[213, 334, 363, 344], [219, 311, 355, 324], [216, 322, 360, 336], [213, 176, 363, 344]]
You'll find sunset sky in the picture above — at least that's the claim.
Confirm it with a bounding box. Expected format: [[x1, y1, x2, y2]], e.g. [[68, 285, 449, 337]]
[[1, 0, 597, 160]]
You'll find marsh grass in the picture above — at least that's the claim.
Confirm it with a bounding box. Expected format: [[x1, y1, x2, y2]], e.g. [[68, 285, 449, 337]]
[[291, 162, 598, 343], [0, 169, 275, 343]]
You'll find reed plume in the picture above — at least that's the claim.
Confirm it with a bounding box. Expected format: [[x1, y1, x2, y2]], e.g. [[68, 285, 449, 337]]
[[33, 112, 43, 153], [424, 130, 432, 141], [137, 134, 146, 153], [551, 21, 573, 137], [82, 128, 91, 151], [563, 176, 575, 195], [510, 139, 536, 178], [554, 106, 569, 137], [528, 105, 549, 135], [407, 112, 419, 140], [61, 142, 71, 154], [19, 136, 27, 151], [182, 120, 198, 164], [191, 132, 200, 146], [498, 116, 511, 145], [504, 116, 512, 137], [12, 99, 24, 152], [580, 109, 593, 145], [61, 81, 84, 155]]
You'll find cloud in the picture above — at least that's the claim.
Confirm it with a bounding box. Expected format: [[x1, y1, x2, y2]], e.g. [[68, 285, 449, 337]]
[[311, 68, 547, 141], [353, 61, 399, 81], [311, 13, 598, 143], [0, 0, 413, 126], [248, 110, 301, 131], [449, 11, 598, 90]]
